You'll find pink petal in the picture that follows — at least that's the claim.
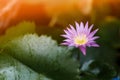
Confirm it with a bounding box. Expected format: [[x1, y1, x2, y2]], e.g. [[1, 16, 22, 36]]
[[89, 36, 99, 41], [88, 29, 99, 38], [68, 43, 75, 47], [75, 22, 80, 34], [79, 22, 84, 31], [80, 22, 84, 28], [69, 25, 76, 32], [88, 24, 93, 34], [61, 42, 69, 45], [63, 39, 73, 43], [61, 34, 71, 39], [64, 30, 70, 35], [85, 22, 89, 33], [67, 27, 75, 35], [87, 42, 99, 47], [75, 21, 80, 28], [90, 43, 99, 47], [79, 46, 86, 55], [67, 27, 72, 33]]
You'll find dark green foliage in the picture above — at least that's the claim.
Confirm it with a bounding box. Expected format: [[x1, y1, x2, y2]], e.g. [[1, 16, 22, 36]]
[[3, 34, 80, 80], [97, 19, 120, 48], [80, 47, 116, 65], [0, 54, 40, 80], [36, 25, 64, 43], [80, 60, 116, 80], [66, 46, 117, 80]]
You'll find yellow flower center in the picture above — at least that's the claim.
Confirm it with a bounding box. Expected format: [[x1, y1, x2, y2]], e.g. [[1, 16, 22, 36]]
[[74, 34, 88, 45]]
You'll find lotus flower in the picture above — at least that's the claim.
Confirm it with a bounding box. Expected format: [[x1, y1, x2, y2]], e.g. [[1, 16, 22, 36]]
[[61, 22, 99, 55]]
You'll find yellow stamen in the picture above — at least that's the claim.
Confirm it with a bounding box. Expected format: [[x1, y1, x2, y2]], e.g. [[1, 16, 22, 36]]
[[74, 34, 88, 45]]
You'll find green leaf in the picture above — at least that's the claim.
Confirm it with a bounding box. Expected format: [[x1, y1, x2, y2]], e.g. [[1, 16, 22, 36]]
[[0, 21, 36, 45], [0, 54, 40, 80], [2, 34, 80, 80], [39, 74, 52, 80]]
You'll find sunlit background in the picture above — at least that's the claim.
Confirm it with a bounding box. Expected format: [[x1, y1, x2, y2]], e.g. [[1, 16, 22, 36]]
[[0, 0, 120, 79], [0, 0, 120, 31]]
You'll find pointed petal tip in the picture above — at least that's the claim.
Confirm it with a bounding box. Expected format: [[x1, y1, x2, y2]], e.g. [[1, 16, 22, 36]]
[[64, 30, 67, 33], [75, 21, 80, 28], [95, 28, 99, 32], [89, 24, 94, 29], [82, 52, 86, 56], [86, 21, 89, 25], [96, 44, 100, 47], [91, 43, 100, 47], [69, 24, 73, 27], [80, 22, 84, 25], [89, 28, 99, 37], [60, 42, 68, 46], [79, 46, 86, 56], [60, 34, 64, 37], [60, 34, 66, 37], [69, 24, 74, 29], [75, 21, 78, 24]]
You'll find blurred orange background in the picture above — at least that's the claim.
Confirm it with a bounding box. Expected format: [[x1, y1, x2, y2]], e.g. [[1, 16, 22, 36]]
[[0, 0, 120, 34]]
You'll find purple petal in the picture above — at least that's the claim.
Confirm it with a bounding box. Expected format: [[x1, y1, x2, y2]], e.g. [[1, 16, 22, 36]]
[[89, 36, 99, 41], [87, 40, 95, 44], [64, 30, 70, 35], [69, 25, 76, 32], [80, 22, 84, 29], [61, 41, 75, 47], [85, 22, 88, 28], [88, 29, 99, 38], [66, 27, 76, 35], [90, 43, 99, 47], [63, 39, 73, 43], [68, 43, 75, 47], [79, 46, 86, 55], [85, 22, 89, 33], [88, 24, 93, 34], [79, 22, 84, 31], [87, 42, 99, 47], [86, 41, 95, 47], [75, 22, 80, 34], [75, 21, 80, 28], [67, 27, 72, 33], [61, 34, 71, 39], [61, 42, 69, 45]]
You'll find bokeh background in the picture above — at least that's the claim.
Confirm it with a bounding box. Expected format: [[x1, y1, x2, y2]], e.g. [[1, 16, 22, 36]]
[[0, 0, 120, 75]]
